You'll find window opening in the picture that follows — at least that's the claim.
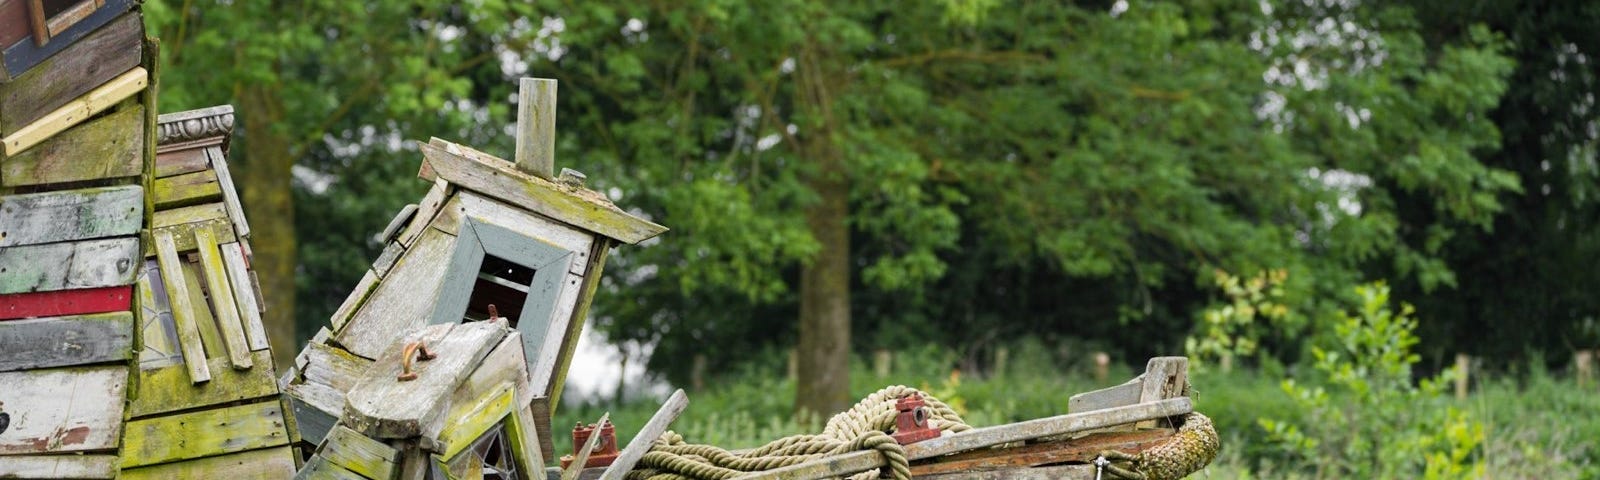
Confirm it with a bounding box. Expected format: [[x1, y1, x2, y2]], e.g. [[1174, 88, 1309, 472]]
[[465, 255, 534, 326]]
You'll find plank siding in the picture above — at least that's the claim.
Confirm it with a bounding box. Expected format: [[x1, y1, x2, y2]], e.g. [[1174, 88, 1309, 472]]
[[0, 12, 140, 134], [0, 103, 143, 187], [118, 445, 296, 480], [127, 349, 278, 418], [0, 284, 131, 320], [0, 185, 142, 247], [119, 400, 290, 468], [0, 311, 132, 372], [0, 366, 127, 454], [0, 237, 139, 294]]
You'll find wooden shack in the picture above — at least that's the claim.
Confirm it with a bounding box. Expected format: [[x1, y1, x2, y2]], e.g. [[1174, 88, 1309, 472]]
[[0, 4, 296, 477], [280, 78, 667, 477]]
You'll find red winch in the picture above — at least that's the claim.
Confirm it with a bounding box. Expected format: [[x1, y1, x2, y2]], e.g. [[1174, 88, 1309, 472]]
[[890, 393, 941, 445], [560, 420, 620, 469]]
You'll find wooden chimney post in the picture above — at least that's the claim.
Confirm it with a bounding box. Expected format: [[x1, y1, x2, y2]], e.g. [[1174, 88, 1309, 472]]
[[515, 77, 558, 179]]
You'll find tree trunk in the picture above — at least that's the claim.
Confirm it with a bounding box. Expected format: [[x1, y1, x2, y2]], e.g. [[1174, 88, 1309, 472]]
[[237, 85, 298, 370], [794, 42, 852, 417]]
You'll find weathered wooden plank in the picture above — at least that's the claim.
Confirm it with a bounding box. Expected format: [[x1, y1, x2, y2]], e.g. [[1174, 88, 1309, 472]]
[[529, 396, 556, 466], [135, 258, 182, 369], [327, 269, 377, 332], [0, 311, 131, 371], [295, 455, 368, 480], [0, 0, 131, 83], [507, 403, 547, 478], [598, 389, 688, 480], [320, 425, 400, 480], [0, 366, 126, 454], [0, 12, 140, 134], [395, 178, 450, 247], [220, 242, 268, 350], [514, 77, 557, 178], [195, 227, 252, 369], [336, 228, 456, 359], [909, 429, 1173, 476], [0, 284, 130, 320], [120, 400, 290, 468], [530, 272, 583, 395], [420, 141, 666, 244], [0, 185, 142, 247], [0, 0, 29, 48], [452, 332, 536, 412], [548, 240, 611, 405], [343, 322, 506, 439], [1135, 357, 1187, 429], [142, 218, 235, 256], [371, 241, 404, 278], [297, 341, 372, 394], [205, 147, 251, 238], [285, 382, 343, 446], [119, 445, 297, 480], [152, 201, 227, 227], [916, 464, 1098, 480], [379, 203, 419, 245], [425, 192, 463, 236], [2, 66, 146, 156], [152, 168, 222, 209], [154, 146, 208, 178], [154, 229, 210, 383], [178, 259, 226, 364], [458, 190, 595, 275], [438, 382, 517, 461], [0, 237, 139, 294], [1068, 378, 1142, 414], [0, 454, 118, 479], [127, 349, 278, 418], [0, 103, 142, 186]]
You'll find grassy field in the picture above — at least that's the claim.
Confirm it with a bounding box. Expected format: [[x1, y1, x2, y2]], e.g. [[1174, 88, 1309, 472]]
[[554, 344, 1600, 479]]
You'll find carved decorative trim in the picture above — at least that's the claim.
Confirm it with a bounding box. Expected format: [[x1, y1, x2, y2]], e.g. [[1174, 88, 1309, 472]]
[[156, 105, 234, 146]]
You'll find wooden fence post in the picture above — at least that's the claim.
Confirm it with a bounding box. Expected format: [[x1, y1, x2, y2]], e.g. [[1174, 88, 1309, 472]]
[[1093, 352, 1109, 383], [873, 349, 892, 379], [1455, 353, 1470, 400], [1577, 350, 1594, 388]]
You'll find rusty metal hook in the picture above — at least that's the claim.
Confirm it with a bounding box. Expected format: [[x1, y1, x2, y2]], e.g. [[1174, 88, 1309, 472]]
[[397, 340, 438, 381]]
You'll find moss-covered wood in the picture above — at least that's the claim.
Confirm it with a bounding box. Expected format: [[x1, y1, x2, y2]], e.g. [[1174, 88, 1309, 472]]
[[152, 169, 222, 210], [195, 226, 252, 369], [118, 445, 296, 480], [335, 228, 456, 359], [153, 147, 209, 178], [0, 13, 142, 137], [2, 67, 147, 156], [120, 399, 290, 468], [142, 218, 235, 257], [0, 454, 118, 479], [318, 425, 399, 480], [127, 349, 278, 418], [437, 382, 516, 461], [153, 229, 210, 383], [0, 104, 143, 187]]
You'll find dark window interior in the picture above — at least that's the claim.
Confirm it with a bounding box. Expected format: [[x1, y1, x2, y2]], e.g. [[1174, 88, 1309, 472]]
[[465, 255, 533, 326], [42, 0, 85, 17]]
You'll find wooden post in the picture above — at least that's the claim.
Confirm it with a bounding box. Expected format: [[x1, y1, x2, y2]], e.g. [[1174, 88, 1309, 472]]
[[993, 346, 1008, 379], [873, 349, 892, 378], [1455, 353, 1470, 400], [691, 354, 706, 391], [1577, 350, 1594, 388], [514, 78, 557, 179], [25, 0, 48, 46], [1093, 352, 1110, 382]]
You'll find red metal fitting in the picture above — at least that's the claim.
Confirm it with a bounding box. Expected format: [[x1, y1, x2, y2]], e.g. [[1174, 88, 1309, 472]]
[[890, 393, 941, 445], [559, 420, 620, 469]]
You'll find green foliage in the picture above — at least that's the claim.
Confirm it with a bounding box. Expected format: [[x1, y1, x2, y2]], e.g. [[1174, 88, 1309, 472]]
[[1187, 269, 1299, 370], [1259, 282, 1485, 478]]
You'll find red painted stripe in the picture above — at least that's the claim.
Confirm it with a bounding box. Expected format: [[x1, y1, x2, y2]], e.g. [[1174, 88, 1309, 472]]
[[0, 285, 133, 320]]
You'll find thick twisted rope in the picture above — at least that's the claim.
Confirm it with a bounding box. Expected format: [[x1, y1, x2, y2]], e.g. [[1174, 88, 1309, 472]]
[[624, 385, 969, 480], [1096, 412, 1220, 480]]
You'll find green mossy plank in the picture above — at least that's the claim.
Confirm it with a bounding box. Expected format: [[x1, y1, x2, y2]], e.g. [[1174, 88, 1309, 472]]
[[0, 185, 142, 247], [195, 227, 252, 369], [294, 455, 367, 480], [119, 445, 297, 480], [178, 259, 227, 364], [154, 146, 209, 178], [0, 454, 118, 479], [142, 218, 235, 257], [0, 104, 143, 187], [120, 399, 291, 468], [438, 382, 516, 461], [0, 366, 127, 454], [419, 140, 666, 244], [0, 13, 142, 136], [153, 229, 210, 383], [127, 349, 278, 418], [0, 236, 139, 294], [0, 312, 133, 372], [320, 425, 400, 480], [152, 169, 222, 210]]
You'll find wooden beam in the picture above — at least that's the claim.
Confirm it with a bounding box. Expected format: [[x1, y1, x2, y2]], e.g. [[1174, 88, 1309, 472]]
[[319, 425, 400, 480], [0, 237, 139, 295], [419, 140, 667, 245], [909, 429, 1174, 477], [154, 229, 210, 383], [2, 66, 146, 155], [119, 445, 296, 480], [0, 284, 130, 320], [24, 0, 46, 47], [915, 464, 1099, 480], [195, 226, 252, 369], [0, 311, 132, 372], [0, 185, 142, 247], [0, 366, 127, 454], [0, 13, 141, 136], [598, 389, 689, 480], [220, 242, 268, 350], [205, 146, 251, 237], [120, 400, 291, 468], [342, 322, 506, 439], [0, 103, 143, 187], [514, 77, 557, 179]]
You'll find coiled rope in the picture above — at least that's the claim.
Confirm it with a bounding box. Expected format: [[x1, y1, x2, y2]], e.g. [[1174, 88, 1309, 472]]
[[623, 385, 969, 480]]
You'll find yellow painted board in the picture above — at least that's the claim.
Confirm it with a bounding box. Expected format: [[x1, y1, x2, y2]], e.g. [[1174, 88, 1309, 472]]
[[320, 425, 399, 480], [127, 350, 278, 418], [196, 226, 252, 369], [119, 445, 296, 480], [153, 229, 209, 384], [438, 382, 517, 461]]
